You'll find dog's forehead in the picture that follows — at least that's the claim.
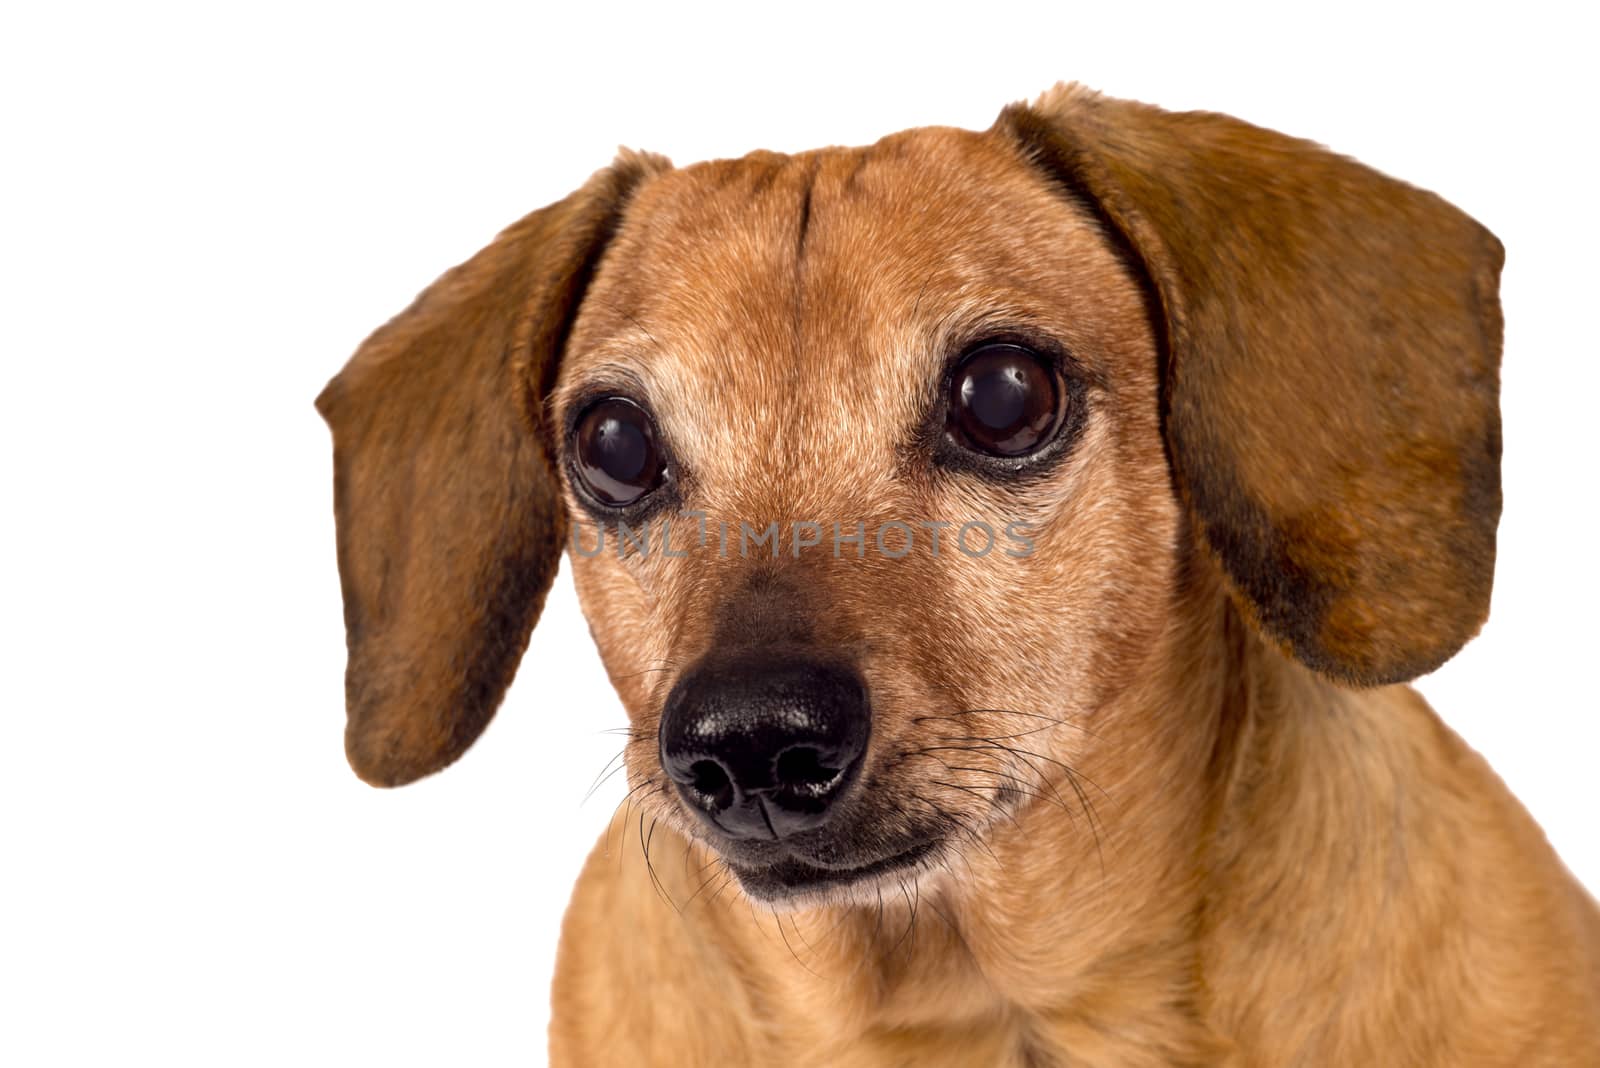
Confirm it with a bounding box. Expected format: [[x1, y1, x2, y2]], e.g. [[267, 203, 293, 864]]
[[560, 126, 1118, 508]]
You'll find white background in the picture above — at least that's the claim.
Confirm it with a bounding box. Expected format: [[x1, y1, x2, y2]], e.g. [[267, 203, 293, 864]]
[[3, 3, 1596, 1064]]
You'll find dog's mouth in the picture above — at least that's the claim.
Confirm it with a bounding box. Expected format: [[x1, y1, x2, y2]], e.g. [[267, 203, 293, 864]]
[[716, 835, 941, 902]]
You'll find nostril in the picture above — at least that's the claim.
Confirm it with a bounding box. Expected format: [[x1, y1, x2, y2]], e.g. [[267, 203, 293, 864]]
[[689, 759, 734, 811], [774, 746, 842, 794]]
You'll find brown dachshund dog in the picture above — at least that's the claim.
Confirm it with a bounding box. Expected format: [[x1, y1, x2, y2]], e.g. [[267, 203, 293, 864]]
[[316, 84, 1600, 1065]]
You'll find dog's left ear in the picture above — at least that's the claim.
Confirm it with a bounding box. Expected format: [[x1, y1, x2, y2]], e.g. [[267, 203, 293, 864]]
[[316, 151, 667, 786], [995, 85, 1504, 685]]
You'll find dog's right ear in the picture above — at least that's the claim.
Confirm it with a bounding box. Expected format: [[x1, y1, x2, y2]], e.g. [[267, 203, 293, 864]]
[[316, 151, 667, 787]]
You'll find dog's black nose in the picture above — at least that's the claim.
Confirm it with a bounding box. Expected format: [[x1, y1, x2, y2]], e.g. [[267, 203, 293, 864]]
[[659, 653, 869, 840]]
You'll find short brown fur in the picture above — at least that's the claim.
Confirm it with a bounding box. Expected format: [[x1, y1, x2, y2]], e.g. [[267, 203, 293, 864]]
[[317, 85, 1600, 1064]]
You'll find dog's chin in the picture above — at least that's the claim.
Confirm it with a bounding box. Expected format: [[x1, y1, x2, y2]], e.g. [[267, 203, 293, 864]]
[[718, 838, 941, 906]]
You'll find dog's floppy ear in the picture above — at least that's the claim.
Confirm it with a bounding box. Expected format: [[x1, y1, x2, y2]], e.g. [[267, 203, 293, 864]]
[[996, 85, 1504, 685], [316, 152, 666, 786]]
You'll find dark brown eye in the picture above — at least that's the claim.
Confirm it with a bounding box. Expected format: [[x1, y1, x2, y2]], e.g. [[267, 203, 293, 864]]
[[946, 344, 1063, 456], [573, 397, 665, 507]]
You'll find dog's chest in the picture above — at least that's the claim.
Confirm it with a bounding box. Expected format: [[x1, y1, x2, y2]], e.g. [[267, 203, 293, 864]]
[[802, 1013, 1224, 1068], [786, 966, 1228, 1068]]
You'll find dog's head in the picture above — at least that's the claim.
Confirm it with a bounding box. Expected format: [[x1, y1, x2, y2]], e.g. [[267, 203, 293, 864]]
[[317, 85, 1503, 904]]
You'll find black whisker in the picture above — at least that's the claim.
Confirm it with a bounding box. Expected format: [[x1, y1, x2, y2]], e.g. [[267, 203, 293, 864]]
[[639, 813, 678, 911], [681, 855, 728, 911], [772, 907, 824, 979], [608, 775, 658, 860], [887, 877, 918, 959]]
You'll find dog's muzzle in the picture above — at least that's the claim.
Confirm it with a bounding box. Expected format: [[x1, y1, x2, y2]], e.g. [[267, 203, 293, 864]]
[[658, 652, 870, 841]]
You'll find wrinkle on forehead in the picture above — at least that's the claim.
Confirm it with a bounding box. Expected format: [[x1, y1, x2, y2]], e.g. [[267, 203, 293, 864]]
[[558, 126, 1124, 521]]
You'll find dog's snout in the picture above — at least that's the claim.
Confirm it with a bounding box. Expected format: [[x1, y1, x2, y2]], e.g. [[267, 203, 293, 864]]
[[659, 654, 869, 840]]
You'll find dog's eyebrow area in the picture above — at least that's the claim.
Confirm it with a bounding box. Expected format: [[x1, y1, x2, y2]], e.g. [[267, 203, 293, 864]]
[[556, 127, 1137, 517]]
